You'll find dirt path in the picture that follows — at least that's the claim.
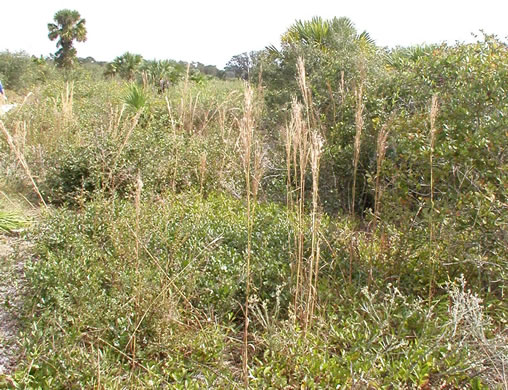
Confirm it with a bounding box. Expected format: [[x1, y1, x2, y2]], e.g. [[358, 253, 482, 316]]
[[0, 233, 30, 375]]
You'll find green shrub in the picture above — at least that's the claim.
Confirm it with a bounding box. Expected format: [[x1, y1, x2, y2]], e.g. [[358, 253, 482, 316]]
[[14, 192, 293, 387]]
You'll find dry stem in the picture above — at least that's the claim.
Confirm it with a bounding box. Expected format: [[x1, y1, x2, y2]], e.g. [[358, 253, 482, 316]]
[[428, 94, 440, 303], [0, 120, 47, 207]]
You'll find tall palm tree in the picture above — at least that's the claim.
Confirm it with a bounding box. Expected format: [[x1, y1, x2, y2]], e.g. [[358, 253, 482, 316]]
[[48, 9, 87, 68]]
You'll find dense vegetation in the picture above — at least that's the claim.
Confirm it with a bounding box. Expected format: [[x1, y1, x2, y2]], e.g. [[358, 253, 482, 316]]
[[0, 16, 506, 389]]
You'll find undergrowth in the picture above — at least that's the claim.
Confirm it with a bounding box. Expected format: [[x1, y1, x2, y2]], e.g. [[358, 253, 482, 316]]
[[0, 32, 507, 389]]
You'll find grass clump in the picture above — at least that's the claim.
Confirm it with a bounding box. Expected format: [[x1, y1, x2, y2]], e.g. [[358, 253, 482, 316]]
[[0, 209, 27, 233]]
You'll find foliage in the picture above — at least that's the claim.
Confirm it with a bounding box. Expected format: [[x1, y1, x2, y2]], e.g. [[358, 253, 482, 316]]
[[124, 83, 147, 111], [1, 16, 507, 389], [0, 51, 56, 91], [140, 59, 185, 85], [224, 51, 259, 80], [105, 52, 144, 81], [48, 9, 87, 68], [0, 209, 27, 233], [9, 193, 291, 387], [255, 17, 382, 213], [105, 55, 219, 88]]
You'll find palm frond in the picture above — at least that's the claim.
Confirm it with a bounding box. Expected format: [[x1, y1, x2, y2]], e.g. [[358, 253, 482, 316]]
[[358, 31, 375, 46], [265, 45, 281, 57], [124, 84, 147, 111], [0, 210, 28, 233]]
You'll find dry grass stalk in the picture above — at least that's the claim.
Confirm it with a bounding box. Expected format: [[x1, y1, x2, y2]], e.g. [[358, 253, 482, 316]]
[[348, 79, 365, 285], [370, 116, 394, 286], [296, 57, 318, 129], [191, 92, 200, 133], [306, 131, 324, 328], [107, 110, 142, 192], [12, 92, 33, 115], [179, 63, 192, 132], [252, 141, 266, 200], [12, 120, 28, 157], [61, 81, 74, 123], [218, 107, 231, 185], [326, 80, 336, 120], [117, 111, 142, 157], [296, 63, 312, 320], [296, 58, 311, 117], [237, 86, 267, 383], [107, 104, 126, 140], [50, 82, 74, 139], [0, 120, 47, 207], [199, 91, 237, 135], [96, 348, 101, 390], [198, 151, 207, 195], [141, 71, 148, 90], [428, 94, 439, 303], [286, 58, 323, 329], [351, 84, 364, 217], [165, 96, 180, 192], [287, 100, 310, 322], [128, 172, 143, 367], [257, 61, 264, 98], [240, 85, 255, 387], [340, 70, 345, 105], [283, 121, 296, 312], [374, 118, 393, 222]]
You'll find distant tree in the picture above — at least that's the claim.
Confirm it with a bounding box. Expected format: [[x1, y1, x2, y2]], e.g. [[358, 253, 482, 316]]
[[192, 62, 218, 78], [79, 56, 96, 64], [48, 9, 87, 68], [224, 52, 258, 80]]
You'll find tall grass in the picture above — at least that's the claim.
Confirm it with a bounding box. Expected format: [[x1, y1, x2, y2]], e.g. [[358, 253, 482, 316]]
[[53, 81, 74, 132], [285, 99, 309, 324], [240, 84, 254, 386], [428, 94, 439, 303], [305, 131, 323, 328], [369, 116, 393, 285], [129, 172, 143, 367], [374, 118, 392, 223], [0, 120, 47, 207], [284, 58, 323, 330], [351, 84, 364, 217]]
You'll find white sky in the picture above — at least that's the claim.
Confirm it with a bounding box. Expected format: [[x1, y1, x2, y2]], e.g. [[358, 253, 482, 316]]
[[3, 0, 508, 68]]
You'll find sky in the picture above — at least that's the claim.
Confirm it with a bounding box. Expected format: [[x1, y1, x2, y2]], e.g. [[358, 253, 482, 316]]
[[2, 0, 508, 68]]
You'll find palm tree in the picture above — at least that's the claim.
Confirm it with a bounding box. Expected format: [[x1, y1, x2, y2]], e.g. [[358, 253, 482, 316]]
[[141, 60, 175, 84], [282, 17, 331, 49], [282, 17, 374, 53], [48, 9, 87, 68], [106, 53, 144, 81]]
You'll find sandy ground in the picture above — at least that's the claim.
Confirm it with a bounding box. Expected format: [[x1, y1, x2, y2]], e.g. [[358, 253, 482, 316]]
[[0, 234, 29, 375], [0, 104, 16, 116]]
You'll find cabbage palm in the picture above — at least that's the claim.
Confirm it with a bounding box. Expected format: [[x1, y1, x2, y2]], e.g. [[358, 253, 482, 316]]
[[282, 17, 374, 52], [48, 9, 87, 68], [106, 52, 143, 81], [142, 60, 175, 84], [124, 84, 147, 111], [282, 17, 331, 48]]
